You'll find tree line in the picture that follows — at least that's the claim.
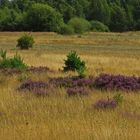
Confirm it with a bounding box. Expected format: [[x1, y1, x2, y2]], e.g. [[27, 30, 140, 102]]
[[0, 0, 139, 33]]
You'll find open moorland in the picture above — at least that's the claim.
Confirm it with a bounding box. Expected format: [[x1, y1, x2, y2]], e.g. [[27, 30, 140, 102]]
[[0, 32, 140, 140]]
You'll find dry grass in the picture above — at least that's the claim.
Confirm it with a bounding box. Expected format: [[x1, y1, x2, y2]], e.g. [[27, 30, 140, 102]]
[[0, 32, 140, 140]]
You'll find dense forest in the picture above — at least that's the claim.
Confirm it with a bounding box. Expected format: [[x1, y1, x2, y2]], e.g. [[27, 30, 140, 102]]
[[0, 0, 140, 33]]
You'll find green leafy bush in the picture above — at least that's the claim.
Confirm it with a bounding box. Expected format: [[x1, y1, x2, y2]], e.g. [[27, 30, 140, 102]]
[[0, 50, 27, 71], [68, 17, 91, 34], [63, 51, 86, 74], [58, 24, 74, 35], [90, 20, 109, 32], [17, 34, 34, 49], [113, 94, 123, 104]]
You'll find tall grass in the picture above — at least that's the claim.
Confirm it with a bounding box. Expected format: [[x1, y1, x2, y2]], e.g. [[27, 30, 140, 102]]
[[0, 32, 140, 140]]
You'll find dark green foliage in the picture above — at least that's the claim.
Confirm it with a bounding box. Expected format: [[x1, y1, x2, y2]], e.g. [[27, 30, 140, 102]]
[[0, 0, 139, 32], [88, 0, 111, 25], [17, 34, 34, 49], [63, 51, 86, 74], [58, 24, 74, 35], [68, 17, 91, 34], [109, 3, 128, 32], [26, 3, 64, 32], [0, 50, 27, 70], [90, 20, 109, 32]]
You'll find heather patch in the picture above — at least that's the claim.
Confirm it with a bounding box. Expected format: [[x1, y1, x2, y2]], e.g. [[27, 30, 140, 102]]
[[49, 76, 95, 88], [67, 87, 89, 96], [18, 80, 48, 91], [0, 66, 52, 75], [94, 74, 140, 91]]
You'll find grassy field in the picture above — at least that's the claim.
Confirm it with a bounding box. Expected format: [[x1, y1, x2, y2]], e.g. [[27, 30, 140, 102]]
[[0, 32, 140, 140]]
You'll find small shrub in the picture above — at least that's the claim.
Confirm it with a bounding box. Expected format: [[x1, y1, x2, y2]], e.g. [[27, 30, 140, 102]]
[[17, 34, 34, 49], [113, 94, 123, 104], [90, 20, 109, 32], [58, 24, 74, 35], [68, 17, 91, 34], [0, 50, 27, 71], [63, 51, 86, 73]]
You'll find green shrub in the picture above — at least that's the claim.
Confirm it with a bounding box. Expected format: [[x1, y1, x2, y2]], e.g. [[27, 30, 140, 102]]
[[68, 17, 91, 34], [90, 20, 109, 32], [63, 51, 86, 74], [58, 24, 74, 35], [0, 50, 27, 71], [17, 34, 34, 49], [113, 94, 123, 104]]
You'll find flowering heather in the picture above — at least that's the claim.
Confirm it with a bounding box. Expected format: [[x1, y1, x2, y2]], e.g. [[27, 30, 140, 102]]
[[67, 87, 89, 96], [0, 68, 22, 75], [93, 98, 117, 109], [18, 80, 48, 91], [27, 66, 53, 73], [49, 76, 94, 88], [94, 74, 140, 91]]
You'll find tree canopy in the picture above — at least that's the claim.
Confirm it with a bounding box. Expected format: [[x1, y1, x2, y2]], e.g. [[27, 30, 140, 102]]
[[0, 0, 139, 32]]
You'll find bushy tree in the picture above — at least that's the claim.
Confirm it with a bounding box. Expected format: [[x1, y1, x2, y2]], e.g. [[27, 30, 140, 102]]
[[26, 3, 64, 31], [68, 17, 91, 34], [0, 7, 23, 31]]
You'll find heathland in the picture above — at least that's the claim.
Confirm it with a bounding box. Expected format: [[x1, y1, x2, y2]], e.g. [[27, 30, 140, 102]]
[[0, 32, 140, 140]]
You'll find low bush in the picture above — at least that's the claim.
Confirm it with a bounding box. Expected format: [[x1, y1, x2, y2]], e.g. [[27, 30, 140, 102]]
[[17, 34, 34, 49], [63, 51, 86, 74], [94, 74, 140, 91], [58, 24, 74, 35], [0, 50, 27, 71], [90, 20, 109, 32], [68, 17, 91, 34]]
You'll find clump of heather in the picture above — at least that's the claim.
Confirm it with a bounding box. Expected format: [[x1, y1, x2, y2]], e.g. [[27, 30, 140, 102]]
[[0, 68, 22, 75], [49, 76, 78, 88], [94, 74, 140, 91], [0, 66, 53, 75], [27, 66, 53, 73], [93, 98, 117, 109], [67, 87, 89, 96], [49, 76, 94, 88], [18, 80, 48, 91]]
